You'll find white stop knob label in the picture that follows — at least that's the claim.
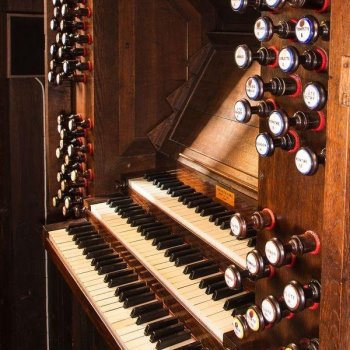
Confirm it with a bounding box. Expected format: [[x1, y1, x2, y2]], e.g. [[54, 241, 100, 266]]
[[235, 46, 248, 68], [265, 241, 280, 265], [246, 77, 260, 100], [296, 18, 313, 44], [225, 268, 237, 289], [256, 134, 270, 156], [254, 18, 268, 41], [261, 299, 276, 323], [268, 111, 284, 136], [295, 148, 313, 175], [246, 308, 260, 331], [303, 84, 321, 110], [246, 253, 259, 274], [284, 284, 300, 310], [230, 216, 242, 236], [278, 48, 294, 72], [232, 317, 245, 339], [234, 100, 247, 122]]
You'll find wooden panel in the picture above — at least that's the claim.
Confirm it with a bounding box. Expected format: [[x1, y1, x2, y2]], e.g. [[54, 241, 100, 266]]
[[250, 6, 329, 349], [320, 1, 350, 349], [6, 0, 43, 13]]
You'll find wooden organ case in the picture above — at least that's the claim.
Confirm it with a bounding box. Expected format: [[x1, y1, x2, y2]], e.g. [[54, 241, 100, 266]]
[[43, 0, 350, 349]]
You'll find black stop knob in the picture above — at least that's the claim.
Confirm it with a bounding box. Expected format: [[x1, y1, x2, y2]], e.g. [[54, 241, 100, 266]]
[[245, 305, 266, 333], [68, 118, 92, 131], [61, 4, 91, 19], [64, 153, 87, 166], [60, 19, 87, 32], [230, 0, 270, 12], [303, 81, 327, 111], [225, 265, 251, 290], [60, 0, 87, 6], [261, 295, 292, 325], [70, 169, 93, 182], [234, 44, 278, 69], [60, 128, 87, 140], [234, 98, 277, 123], [50, 43, 59, 58], [278, 46, 328, 73], [254, 16, 297, 42], [63, 60, 92, 74], [295, 15, 330, 44], [64, 196, 83, 210], [230, 208, 275, 239], [56, 72, 87, 86], [58, 46, 87, 60], [295, 147, 326, 176], [245, 75, 302, 101], [61, 179, 88, 192], [283, 280, 321, 312], [62, 205, 82, 218], [255, 131, 300, 157], [246, 250, 275, 279], [50, 18, 60, 31], [67, 143, 93, 157], [268, 110, 324, 137], [62, 33, 92, 46]]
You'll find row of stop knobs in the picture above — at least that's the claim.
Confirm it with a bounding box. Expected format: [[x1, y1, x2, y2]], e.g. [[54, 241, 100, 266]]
[[48, 0, 92, 86], [222, 208, 321, 340], [53, 111, 93, 217]]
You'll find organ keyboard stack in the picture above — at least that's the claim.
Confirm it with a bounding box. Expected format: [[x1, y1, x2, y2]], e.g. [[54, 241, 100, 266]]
[[44, 0, 350, 349]]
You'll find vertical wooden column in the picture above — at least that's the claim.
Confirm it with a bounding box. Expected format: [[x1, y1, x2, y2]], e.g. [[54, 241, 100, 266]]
[[320, 1, 350, 348]]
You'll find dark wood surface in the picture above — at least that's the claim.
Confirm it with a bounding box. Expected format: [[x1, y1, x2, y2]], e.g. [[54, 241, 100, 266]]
[[320, 1, 350, 349]]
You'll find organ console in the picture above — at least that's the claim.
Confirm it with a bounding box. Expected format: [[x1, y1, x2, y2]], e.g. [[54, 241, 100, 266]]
[[43, 0, 349, 349]]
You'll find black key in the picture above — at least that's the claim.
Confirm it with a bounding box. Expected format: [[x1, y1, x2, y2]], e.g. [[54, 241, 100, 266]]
[[68, 225, 94, 235], [115, 281, 146, 296], [175, 253, 202, 267], [144, 317, 178, 336], [247, 236, 257, 247], [145, 228, 171, 240], [108, 274, 138, 288], [183, 260, 214, 274], [78, 238, 104, 249], [126, 213, 150, 224], [131, 217, 156, 227], [212, 287, 236, 301], [86, 248, 114, 259], [95, 257, 124, 269], [190, 265, 219, 279], [231, 304, 250, 316], [145, 171, 177, 181], [220, 220, 231, 230], [223, 292, 255, 311], [164, 244, 192, 257], [152, 173, 177, 182], [92, 254, 120, 266], [199, 274, 225, 289], [205, 280, 227, 294], [170, 248, 200, 262], [209, 211, 231, 222], [131, 300, 163, 317], [178, 192, 202, 203], [75, 233, 100, 244], [138, 222, 163, 233], [98, 262, 128, 275], [153, 177, 178, 187], [171, 188, 195, 198], [121, 209, 145, 218], [215, 213, 235, 226], [156, 330, 191, 350], [157, 238, 184, 250], [142, 224, 167, 236], [167, 185, 191, 195], [200, 206, 226, 217], [152, 234, 178, 246], [174, 341, 203, 350], [187, 197, 211, 208], [66, 221, 90, 231], [83, 243, 109, 255], [123, 291, 155, 308], [150, 323, 184, 342], [109, 198, 132, 208], [136, 308, 169, 325], [117, 204, 141, 214], [194, 202, 219, 213], [106, 194, 125, 204], [160, 181, 184, 190], [73, 230, 98, 241], [119, 286, 150, 302], [104, 268, 133, 283]]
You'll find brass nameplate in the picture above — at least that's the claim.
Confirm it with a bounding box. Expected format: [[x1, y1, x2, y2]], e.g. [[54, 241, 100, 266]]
[[216, 185, 235, 207], [340, 56, 350, 107]]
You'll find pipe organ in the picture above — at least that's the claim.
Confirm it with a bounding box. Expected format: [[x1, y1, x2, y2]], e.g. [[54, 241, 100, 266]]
[[43, 0, 350, 349]]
